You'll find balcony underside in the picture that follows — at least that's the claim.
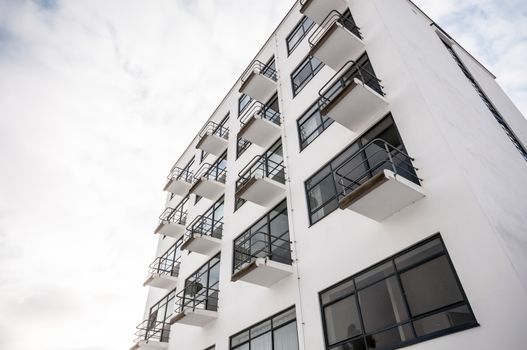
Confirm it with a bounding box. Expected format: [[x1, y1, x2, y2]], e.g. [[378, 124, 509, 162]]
[[231, 258, 293, 287], [130, 340, 168, 350], [236, 176, 286, 207], [320, 78, 388, 132], [189, 178, 225, 201], [181, 234, 222, 256], [339, 170, 424, 222], [143, 273, 178, 290], [310, 23, 365, 71], [154, 222, 185, 240], [170, 309, 217, 327], [163, 178, 192, 195], [300, 0, 347, 25], [196, 134, 228, 157], [238, 116, 281, 148], [239, 72, 277, 103]]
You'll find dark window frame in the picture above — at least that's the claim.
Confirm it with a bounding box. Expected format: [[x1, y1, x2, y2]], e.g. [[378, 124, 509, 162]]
[[319, 233, 478, 350], [230, 306, 298, 350], [239, 94, 253, 117], [286, 16, 315, 55], [296, 100, 335, 151], [290, 55, 324, 97]]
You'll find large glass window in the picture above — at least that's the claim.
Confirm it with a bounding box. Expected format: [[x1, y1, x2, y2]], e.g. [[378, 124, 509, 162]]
[[146, 287, 177, 343], [320, 235, 478, 350], [305, 115, 416, 225], [239, 94, 253, 116], [297, 101, 334, 150], [291, 55, 324, 96], [441, 40, 527, 161], [286, 16, 315, 55], [231, 307, 299, 350], [178, 254, 221, 313]]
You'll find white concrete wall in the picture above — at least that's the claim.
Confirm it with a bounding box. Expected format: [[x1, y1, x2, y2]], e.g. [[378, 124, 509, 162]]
[[137, 0, 527, 349]]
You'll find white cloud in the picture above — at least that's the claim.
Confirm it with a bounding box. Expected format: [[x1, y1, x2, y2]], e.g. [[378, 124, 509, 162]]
[[0, 1, 524, 349]]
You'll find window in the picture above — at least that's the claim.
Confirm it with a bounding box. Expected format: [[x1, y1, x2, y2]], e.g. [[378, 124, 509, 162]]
[[297, 101, 334, 150], [441, 40, 527, 161], [201, 149, 209, 163], [233, 200, 290, 274], [305, 116, 415, 225], [286, 16, 315, 55], [230, 307, 299, 350], [146, 288, 177, 343], [191, 196, 224, 239], [320, 234, 478, 350], [178, 254, 221, 313], [239, 94, 253, 116], [291, 55, 324, 96], [237, 137, 252, 159]]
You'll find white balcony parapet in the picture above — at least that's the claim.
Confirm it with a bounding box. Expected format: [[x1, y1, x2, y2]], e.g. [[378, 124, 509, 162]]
[[188, 163, 226, 201], [196, 121, 229, 156], [143, 242, 181, 290], [308, 10, 365, 71], [163, 167, 193, 195], [181, 215, 222, 256], [154, 205, 187, 240], [239, 60, 278, 103], [319, 61, 388, 132], [238, 101, 281, 148], [232, 258, 293, 287], [170, 284, 219, 327], [335, 139, 424, 222], [235, 155, 286, 207], [299, 0, 347, 25]]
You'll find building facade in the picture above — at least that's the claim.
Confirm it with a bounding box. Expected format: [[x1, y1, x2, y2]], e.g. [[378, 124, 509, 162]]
[[131, 0, 527, 350]]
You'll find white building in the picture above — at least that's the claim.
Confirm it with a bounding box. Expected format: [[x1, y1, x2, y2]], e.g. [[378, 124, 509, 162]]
[[131, 0, 527, 350]]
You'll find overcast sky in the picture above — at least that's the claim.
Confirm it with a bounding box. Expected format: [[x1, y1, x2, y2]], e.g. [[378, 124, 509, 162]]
[[0, 0, 525, 349]]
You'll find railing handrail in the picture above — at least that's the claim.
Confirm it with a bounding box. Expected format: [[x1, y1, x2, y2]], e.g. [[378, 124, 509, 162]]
[[174, 282, 220, 313], [241, 59, 278, 84], [318, 59, 383, 107], [334, 138, 420, 196], [236, 154, 285, 191], [233, 229, 292, 271], [158, 205, 187, 224], [134, 319, 170, 343], [198, 121, 230, 140], [308, 10, 362, 48], [185, 214, 224, 239], [193, 162, 227, 183], [166, 166, 193, 182], [239, 100, 281, 127]]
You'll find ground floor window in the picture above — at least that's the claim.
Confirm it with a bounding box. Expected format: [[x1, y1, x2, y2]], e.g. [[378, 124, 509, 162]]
[[320, 234, 478, 350]]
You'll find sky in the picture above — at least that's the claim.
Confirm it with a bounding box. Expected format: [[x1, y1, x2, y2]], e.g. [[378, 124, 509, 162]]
[[0, 0, 525, 349]]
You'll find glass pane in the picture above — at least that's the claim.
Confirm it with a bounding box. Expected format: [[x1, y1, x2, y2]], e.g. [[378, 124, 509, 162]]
[[321, 279, 355, 305], [274, 322, 299, 350], [311, 199, 339, 224], [358, 276, 409, 333], [395, 238, 443, 270], [273, 308, 296, 328], [307, 175, 337, 211], [413, 305, 476, 337], [251, 332, 272, 350], [367, 323, 414, 350], [231, 330, 250, 347], [400, 256, 464, 317], [252, 320, 272, 338], [324, 296, 363, 345], [355, 262, 395, 289], [331, 337, 366, 350]]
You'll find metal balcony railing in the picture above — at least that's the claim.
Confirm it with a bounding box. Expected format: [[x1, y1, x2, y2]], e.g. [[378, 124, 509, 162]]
[[318, 59, 384, 111], [198, 121, 230, 141], [174, 281, 220, 314], [308, 10, 362, 48], [166, 166, 193, 184], [158, 203, 187, 227], [184, 215, 223, 242], [241, 60, 278, 84], [134, 319, 170, 344], [239, 100, 281, 129], [147, 242, 182, 279], [233, 229, 292, 274], [193, 162, 227, 184], [335, 139, 421, 199], [236, 155, 286, 192]]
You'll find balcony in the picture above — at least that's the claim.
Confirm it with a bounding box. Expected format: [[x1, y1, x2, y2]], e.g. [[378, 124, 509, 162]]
[[238, 101, 281, 148], [131, 320, 170, 350], [232, 230, 292, 287], [335, 139, 424, 221], [143, 242, 181, 290], [299, 0, 348, 25], [318, 60, 388, 132], [181, 215, 222, 256], [163, 167, 193, 196], [308, 10, 365, 70], [189, 163, 226, 201], [239, 60, 278, 103], [196, 121, 229, 157], [235, 155, 286, 207], [170, 283, 219, 327], [154, 205, 187, 240]]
